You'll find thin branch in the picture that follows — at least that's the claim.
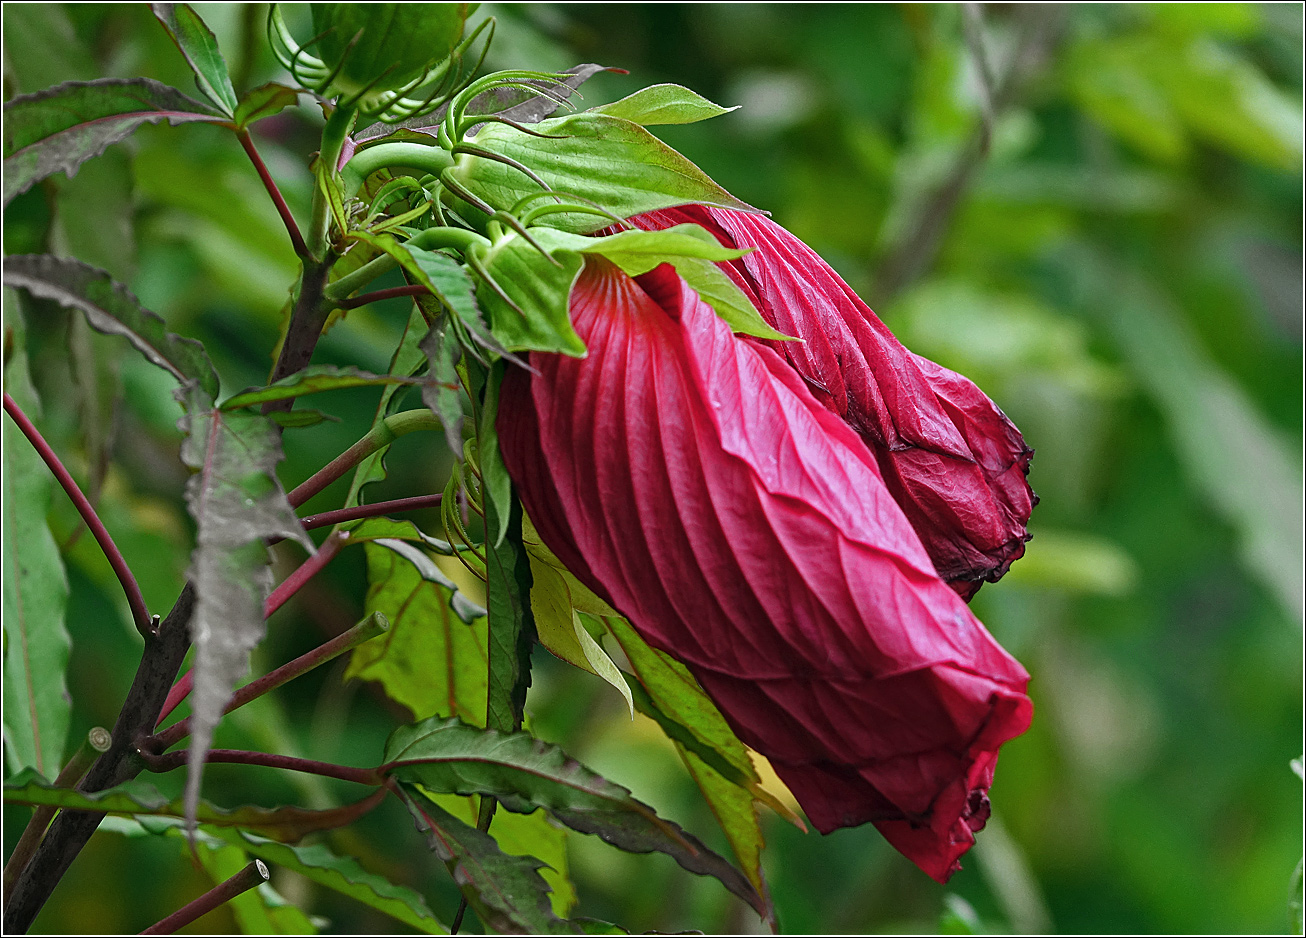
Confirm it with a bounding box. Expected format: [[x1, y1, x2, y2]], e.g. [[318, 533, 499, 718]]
[[287, 409, 442, 508], [264, 529, 348, 619], [156, 669, 194, 728], [4, 583, 196, 933], [139, 746, 381, 787], [3, 392, 153, 638], [237, 129, 309, 259], [872, 4, 1065, 302], [339, 284, 431, 310], [300, 494, 444, 530], [149, 612, 388, 751], [140, 860, 269, 935]]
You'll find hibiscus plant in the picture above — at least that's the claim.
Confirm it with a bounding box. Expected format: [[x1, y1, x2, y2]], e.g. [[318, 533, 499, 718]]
[[3, 4, 1037, 933]]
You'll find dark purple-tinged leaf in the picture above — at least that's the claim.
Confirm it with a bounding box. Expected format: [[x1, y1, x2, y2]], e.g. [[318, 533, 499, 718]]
[[2, 291, 70, 779], [482, 496, 534, 734], [590, 84, 737, 126], [397, 784, 573, 935], [448, 112, 757, 233], [2, 77, 226, 205], [465, 63, 614, 130], [356, 63, 611, 144], [220, 365, 421, 411], [383, 718, 765, 915], [418, 316, 467, 454], [3, 772, 379, 842], [234, 82, 301, 129], [4, 254, 219, 399], [177, 387, 313, 831], [151, 3, 238, 116], [477, 361, 513, 550], [346, 540, 488, 724]]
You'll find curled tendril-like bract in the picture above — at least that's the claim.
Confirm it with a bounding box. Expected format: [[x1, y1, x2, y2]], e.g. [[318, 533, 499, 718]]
[[267, 5, 493, 122], [440, 70, 578, 149]]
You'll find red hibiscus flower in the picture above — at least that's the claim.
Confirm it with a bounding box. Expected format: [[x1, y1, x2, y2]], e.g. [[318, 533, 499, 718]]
[[626, 205, 1036, 600], [497, 257, 1033, 882]]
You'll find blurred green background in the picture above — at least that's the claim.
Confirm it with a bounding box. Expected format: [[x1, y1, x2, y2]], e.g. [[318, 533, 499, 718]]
[[3, 3, 1302, 934]]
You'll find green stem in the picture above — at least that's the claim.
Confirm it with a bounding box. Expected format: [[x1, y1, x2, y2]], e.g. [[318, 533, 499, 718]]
[[323, 226, 490, 303], [287, 409, 443, 508], [308, 104, 359, 260], [341, 142, 455, 198]]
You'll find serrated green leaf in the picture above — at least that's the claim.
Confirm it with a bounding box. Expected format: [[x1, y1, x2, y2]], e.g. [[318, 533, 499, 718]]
[[404, 245, 505, 357], [4, 254, 219, 399], [528, 558, 633, 718], [152, 3, 238, 116], [2, 77, 226, 205], [235, 82, 301, 129], [591, 84, 738, 125], [2, 291, 70, 779], [417, 319, 466, 454], [221, 365, 420, 410], [605, 616, 777, 915], [383, 718, 764, 915], [477, 236, 587, 356], [451, 112, 758, 233], [398, 784, 568, 935], [482, 497, 534, 733], [2, 773, 378, 842], [374, 538, 486, 623], [347, 542, 488, 724], [219, 828, 447, 934], [435, 793, 578, 918]]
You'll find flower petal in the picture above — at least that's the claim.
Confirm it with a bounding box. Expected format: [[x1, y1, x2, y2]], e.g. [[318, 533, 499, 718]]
[[498, 258, 1032, 881], [629, 206, 1036, 599]]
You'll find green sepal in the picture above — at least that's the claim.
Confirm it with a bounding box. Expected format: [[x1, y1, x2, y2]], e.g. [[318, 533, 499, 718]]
[[451, 112, 758, 233], [476, 236, 587, 356], [590, 84, 738, 126]]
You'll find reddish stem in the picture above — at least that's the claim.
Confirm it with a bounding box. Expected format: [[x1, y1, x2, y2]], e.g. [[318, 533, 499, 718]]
[[149, 612, 387, 751], [139, 746, 381, 786], [264, 529, 347, 618], [156, 669, 194, 728], [140, 859, 269, 934], [338, 284, 430, 310], [3, 393, 153, 638], [236, 129, 309, 260], [287, 434, 379, 509], [300, 494, 444, 530]]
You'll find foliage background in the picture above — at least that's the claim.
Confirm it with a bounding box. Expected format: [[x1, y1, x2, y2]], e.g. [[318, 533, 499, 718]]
[[3, 3, 1302, 934]]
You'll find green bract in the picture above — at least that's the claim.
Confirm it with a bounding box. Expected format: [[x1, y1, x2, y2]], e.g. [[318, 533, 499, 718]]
[[310, 3, 477, 98]]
